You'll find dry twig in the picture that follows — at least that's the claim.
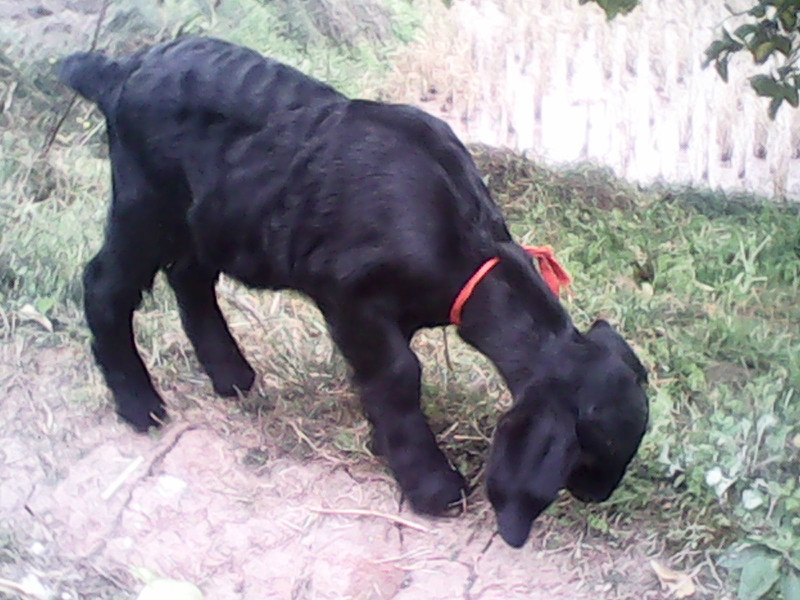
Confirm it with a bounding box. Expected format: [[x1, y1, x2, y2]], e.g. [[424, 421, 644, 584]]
[[41, 0, 110, 156], [101, 455, 145, 500], [309, 506, 430, 533]]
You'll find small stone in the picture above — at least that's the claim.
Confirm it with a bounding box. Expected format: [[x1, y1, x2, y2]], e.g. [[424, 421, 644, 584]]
[[741, 489, 764, 511], [155, 475, 188, 498], [29, 541, 46, 555], [20, 573, 53, 600], [136, 578, 204, 600]]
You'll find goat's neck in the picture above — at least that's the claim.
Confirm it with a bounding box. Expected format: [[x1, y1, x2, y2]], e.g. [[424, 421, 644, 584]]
[[457, 268, 572, 398]]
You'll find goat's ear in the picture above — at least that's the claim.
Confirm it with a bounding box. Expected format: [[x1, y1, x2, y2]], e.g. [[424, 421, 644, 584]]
[[587, 319, 648, 385], [568, 378, 648, 502], [487, 400, 579, 548], [568, 334, 650, 503]]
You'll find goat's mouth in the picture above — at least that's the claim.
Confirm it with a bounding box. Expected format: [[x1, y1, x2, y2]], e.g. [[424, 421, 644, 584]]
[[566, 466, 620, 503]]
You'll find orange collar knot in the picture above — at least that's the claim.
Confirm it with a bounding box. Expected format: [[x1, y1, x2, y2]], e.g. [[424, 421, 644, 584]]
[[449, 245, 571, 327], [524, 245, 572, 298]]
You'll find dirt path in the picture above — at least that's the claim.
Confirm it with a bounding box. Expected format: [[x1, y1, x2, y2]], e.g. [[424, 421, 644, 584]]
[[0, 335, 671, 600]]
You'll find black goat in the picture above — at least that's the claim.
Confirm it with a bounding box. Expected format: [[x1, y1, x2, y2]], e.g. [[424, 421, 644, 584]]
[[59, 36, 648, 547]]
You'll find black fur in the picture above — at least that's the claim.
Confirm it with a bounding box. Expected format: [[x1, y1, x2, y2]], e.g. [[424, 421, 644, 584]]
[[59, 36, 648, 546]]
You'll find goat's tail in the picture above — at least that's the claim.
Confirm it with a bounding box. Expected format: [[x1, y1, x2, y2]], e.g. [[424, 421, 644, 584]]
[[58, 51, 124, 114]]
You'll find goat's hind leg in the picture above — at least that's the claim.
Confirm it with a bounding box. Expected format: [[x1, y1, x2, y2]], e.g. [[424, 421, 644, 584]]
[[84, 144, 179, 431], [84, 238, 164, 431], [166, 254, 255, 397]]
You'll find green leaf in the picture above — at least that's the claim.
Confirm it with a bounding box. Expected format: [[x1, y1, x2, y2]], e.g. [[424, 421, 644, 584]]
[[705, 40, 728, 62], [716, 57, 730, 82], [734, 24, 761, 40], [738, 555, 781, 600], [782, 570, 800, 600], [773, 35, 793, 56], [723, 28, 738, 46], [719, 28, 745, 52], [751, 74, 782, 97], [785, 84, 799, 107], [594, 0, 640, 19], [754, 40, 777, 63], [779, 8, 798, 30], [769, 95, 784, 119], [749, 5, 767, 18]]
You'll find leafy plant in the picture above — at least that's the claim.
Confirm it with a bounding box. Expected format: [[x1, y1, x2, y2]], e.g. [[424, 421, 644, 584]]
[[578, 0, 639, 19], [704, 0, 800, 119], [582, 0, 800, 119], [720, 544, 800, 600]]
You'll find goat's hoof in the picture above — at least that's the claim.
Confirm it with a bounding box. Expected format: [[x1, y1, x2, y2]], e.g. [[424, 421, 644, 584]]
[[211, 361, 256, 397], [116, 395, 168, 432], [407, 467, 467, 516]]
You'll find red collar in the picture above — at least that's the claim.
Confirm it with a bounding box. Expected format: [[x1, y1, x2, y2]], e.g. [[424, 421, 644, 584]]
[[449, 245, 571, 326]]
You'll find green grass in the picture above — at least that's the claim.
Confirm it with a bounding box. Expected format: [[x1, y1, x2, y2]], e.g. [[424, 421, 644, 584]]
[[2, 4, 800, 598]]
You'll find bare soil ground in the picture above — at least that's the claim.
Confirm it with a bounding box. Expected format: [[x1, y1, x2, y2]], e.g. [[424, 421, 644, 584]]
[[0, 332, 675, 600]]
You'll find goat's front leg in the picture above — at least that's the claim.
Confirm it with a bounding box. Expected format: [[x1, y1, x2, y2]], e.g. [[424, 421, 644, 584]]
[[326, 304, 466, 514]]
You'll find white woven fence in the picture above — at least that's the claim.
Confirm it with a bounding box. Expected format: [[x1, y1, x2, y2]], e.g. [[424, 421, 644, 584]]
[[409, 0, 800, 199]]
